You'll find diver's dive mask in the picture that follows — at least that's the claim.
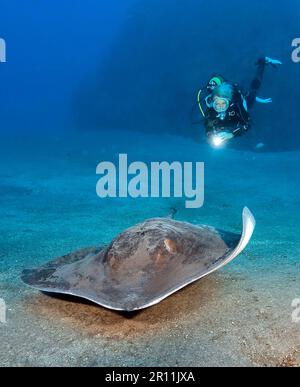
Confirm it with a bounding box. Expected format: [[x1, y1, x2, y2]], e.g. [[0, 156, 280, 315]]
[[213, 96, 230, 114]]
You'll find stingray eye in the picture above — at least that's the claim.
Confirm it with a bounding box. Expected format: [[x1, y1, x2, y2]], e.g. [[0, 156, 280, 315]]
[[164, 239, 177, 254]]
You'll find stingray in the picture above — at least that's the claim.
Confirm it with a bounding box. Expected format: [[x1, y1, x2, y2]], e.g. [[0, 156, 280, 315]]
[[21, 207, 255, 312]]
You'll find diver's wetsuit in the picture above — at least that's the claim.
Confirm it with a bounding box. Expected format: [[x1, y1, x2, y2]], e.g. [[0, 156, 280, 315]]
[[204, 58, 266, 138], [204, 86, 250, 137]]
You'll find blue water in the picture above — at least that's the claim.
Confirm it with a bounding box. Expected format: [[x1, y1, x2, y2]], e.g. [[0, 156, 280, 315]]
[[1, 0, 299, 149], [0, 0, 299, 367]]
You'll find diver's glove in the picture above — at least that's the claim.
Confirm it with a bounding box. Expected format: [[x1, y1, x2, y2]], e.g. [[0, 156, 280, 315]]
[[209, 131, 234, 147], [265, 57, 282, 68], [217, 131, 234, 141]]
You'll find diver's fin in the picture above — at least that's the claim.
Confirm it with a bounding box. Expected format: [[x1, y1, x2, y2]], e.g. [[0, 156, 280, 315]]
[[265, 57, 282, 68], [256, 96, 272, 104]]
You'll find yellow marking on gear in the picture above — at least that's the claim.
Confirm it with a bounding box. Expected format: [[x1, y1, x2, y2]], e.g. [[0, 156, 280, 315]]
[[197, 89, 205, 118]]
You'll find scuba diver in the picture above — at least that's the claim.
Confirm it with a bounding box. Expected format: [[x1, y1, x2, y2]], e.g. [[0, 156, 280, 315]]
[[197, 57, 282, 147]]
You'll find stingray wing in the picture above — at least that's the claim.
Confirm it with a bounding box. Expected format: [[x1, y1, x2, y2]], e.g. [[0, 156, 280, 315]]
[[21, 247, 104, 291], [203, 207, 256, 275]]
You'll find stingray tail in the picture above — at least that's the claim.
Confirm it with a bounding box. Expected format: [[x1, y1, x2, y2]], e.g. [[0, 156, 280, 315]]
[[167, 208, 177, 219]]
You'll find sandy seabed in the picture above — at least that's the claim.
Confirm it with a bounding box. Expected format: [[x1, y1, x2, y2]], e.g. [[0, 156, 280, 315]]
[[0, 129, 299, 367]]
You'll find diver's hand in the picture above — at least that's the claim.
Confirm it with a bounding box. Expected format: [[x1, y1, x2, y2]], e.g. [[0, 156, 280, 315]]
[[209, 131, 234, 147], [218, 132, 234, 141]]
